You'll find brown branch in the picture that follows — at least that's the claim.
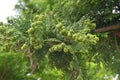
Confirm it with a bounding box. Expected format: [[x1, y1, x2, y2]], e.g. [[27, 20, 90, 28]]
[[27, 49, 38, 74], [95, 23, 120, 32]]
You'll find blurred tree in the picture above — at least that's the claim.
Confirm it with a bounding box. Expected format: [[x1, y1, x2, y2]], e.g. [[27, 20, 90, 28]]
[[0, 0, 120, 80]]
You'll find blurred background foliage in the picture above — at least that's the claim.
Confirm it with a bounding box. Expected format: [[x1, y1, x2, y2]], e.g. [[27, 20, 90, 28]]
[[0, 0, 120, 80]]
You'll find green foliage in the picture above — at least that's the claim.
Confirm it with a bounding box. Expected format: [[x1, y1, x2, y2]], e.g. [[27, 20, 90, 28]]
[[41, 67, 63, 80], [0, 0, 120, 80], [21, 12, 100, 79], [0, 52, 28, 80], [0, 24, 24, 51], [86, 62, 113, 80]]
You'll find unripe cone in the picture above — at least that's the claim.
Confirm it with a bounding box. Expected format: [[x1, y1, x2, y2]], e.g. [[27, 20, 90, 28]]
[[21, 44, 28, 50], [27, 27, 35, 34], [63, 47, 68, 53]]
